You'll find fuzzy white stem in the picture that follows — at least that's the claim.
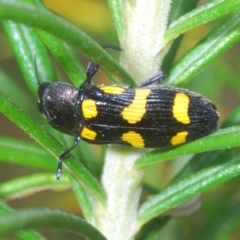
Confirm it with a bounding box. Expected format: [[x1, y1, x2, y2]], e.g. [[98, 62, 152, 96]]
[[92, 146, 145, 240], [120, 0, 172, 84], [92, 1, 172, 239]]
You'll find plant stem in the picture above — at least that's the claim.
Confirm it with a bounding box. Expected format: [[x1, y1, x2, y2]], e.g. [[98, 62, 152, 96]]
[[93, 146, 145, 239], [92, 0, 172, 239], [120, 0, 172, 84]]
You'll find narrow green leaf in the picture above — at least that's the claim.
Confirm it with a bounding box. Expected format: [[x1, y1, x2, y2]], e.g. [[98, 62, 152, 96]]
[[0, 171, 93, 229], [17, 231, 46, 240], [0, 208, 107, 240], [171, 150, 223, 184], [0, 0, 133, 85], [0, 137, 55, 170], [165, 0, 240, 43], [0, 201, 46, 240], [137, 149, 240, 225], [0, 95, 105, 201], [2, 20, 56, 96], [135, 126, 240, 169], [162, 0, 198, 72], [0, 173, 70, 199], [166, 11, 240, 86], [168, 0, 198, 25], [0, 136, 92, 221], [107, 0, 124, 38], [37, 30, 86, 86], [0, 95, 62, 157], [68, 175, 92, 222], [33, 0, 86, 86]]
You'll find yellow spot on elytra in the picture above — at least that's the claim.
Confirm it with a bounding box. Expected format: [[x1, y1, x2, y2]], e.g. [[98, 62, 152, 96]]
[[100, 86, 125, 94], [171, 131, 188, 145], [82, 99, 98, 119], [121, 131, 144, 148], [172, 93, 190, 124], [80, 127, 97, 140], [121, 89, 151, 124]]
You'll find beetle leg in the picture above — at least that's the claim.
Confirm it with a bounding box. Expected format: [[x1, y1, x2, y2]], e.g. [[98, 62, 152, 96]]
[[139, 71, 165, 87], [56, 136, 81, 179]]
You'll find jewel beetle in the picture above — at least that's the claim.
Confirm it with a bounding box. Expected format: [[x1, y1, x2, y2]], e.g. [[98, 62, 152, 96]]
[[37, 57, 219, 179]]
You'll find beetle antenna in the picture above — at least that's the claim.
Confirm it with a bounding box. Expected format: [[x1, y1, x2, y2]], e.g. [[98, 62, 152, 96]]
[[34, 55, 41, 86]]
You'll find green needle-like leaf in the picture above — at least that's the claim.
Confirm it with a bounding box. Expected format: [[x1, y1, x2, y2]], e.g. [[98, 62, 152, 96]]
[[0, 0, 133, 85], [68, 175, 92, 222], [135, 126, 240, 169], [108, 0, 124, 38], [165, 0, 240, 44], [33, 0, 86, 86], [0, 137, 55, 170], [37, 30, 86, 86], [0, 173, 70, 199], [138, 149, 240, 226], [0, 95, 105, 201], [0, 201, 46, 239], [162, 0, 198, 72], [166, 11, 240, 86], [2, 20, 55, 96], [0, 208, 107, 240]]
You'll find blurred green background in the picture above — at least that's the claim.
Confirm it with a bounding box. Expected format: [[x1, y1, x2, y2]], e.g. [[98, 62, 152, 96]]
[[1, 0, 240, 239]]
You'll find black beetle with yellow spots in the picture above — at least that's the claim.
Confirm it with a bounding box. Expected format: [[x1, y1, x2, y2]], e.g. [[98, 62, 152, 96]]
[[38, 60, 219, 179]]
